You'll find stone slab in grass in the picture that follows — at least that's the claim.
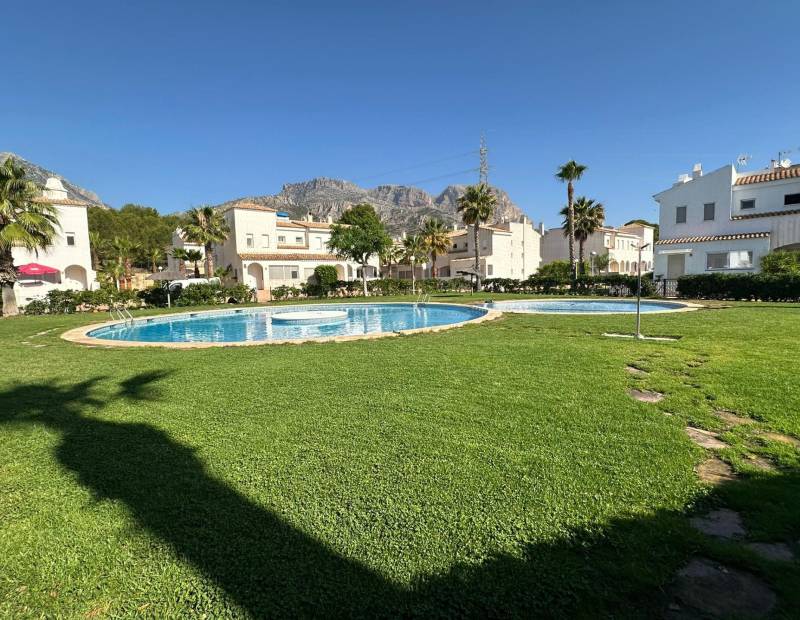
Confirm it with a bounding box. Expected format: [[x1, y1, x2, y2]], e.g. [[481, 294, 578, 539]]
[[760, 431, 800, 449], [714, 409, 756, 427], [746, 542, 796, 563], [628, 388, 664, 403], [666, 557, 776, 619], [689, 508, 746, 539], [745, 455, 775, 471], [685, 427, 728, 450], [696, 458, 737, 485], [625, 365, 648, 376]]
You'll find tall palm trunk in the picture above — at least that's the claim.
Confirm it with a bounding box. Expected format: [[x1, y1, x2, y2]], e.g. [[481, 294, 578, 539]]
[[193, 261, 200, 278], [473, 223, 481, 291], [0, 249, 19, 316], [361, 261, 369, 297], [410, 260, 416, 294], [430, 252, 437, 278], [204, 243, 214, 278], [566, 181, 576, 280], [578, 239, 585, 276]]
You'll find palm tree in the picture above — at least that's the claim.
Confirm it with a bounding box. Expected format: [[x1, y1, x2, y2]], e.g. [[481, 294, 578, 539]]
[[102, 261, 126, 291], [109, 237, 141, 290], [171, 248, 189, 274], [559, 196, 605, 274], [213, 264, 233, 283], [378, 244, 403, 278], [88, 231, 105, 271], [401, 234, 427, 294], [420, 218, 450, 278], [147, 247, 165, 273], [184, 249, 204, 278], [555, 160, 588, 279], [456, 183, 497, 290], [0, 158, 59, 316], [182, 206, 229, 278]]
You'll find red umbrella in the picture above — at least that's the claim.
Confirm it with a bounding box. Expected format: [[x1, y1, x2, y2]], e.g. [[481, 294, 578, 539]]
[[18, 263, 60, 276]]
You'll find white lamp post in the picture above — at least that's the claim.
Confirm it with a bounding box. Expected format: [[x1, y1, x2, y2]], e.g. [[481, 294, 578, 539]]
[[590, 251, 598, 277], [635, 243, 651, 339]]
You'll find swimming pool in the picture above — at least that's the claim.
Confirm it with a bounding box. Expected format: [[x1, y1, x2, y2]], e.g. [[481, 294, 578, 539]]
[[68, 303, 495, 347], [486, 299, 693, 314]]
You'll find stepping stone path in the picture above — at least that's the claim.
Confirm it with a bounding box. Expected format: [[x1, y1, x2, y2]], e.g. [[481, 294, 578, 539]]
[[746, 542, 796, 563], [760, 431, 800, 449], [744, 455, 775, 471], [665, 557, 777, 619], [685, 427, 728, 450], [713, 409, 755, 427], [625, 365, 647, 376], [690, 508, 745, 539], [696, 458, 737, 484], [628, 388, 664, 403]]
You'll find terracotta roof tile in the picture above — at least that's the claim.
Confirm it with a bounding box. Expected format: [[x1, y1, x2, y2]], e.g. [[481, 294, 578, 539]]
[[735, 165, 800, 186], [276, 221, 305, 229], [222, 202, 277, 213], [238, 252, 340, 261], [732, 208, 800, 220], [655, 232, 770, 245], [293, 220, 336, 229]]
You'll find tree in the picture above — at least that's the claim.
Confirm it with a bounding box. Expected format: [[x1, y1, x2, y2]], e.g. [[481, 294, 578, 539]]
[[88, 204, 181, 267], [761, 250, 800, 274], [109, 237, 141, 290], [182, 206, 229, 277], [171, 248, 188, 274], [378, 244, 403, 278], [594, 252, 611, 274], [147, 247, 165, 273], [537, 260, 573, 279], [327, 204, 391, 296], [555, 160, 588, 280], [88, 231, 105, 271], [0, 158, 59, 316], [183, 249, 204, 278], [421, 218, 451, 278], [559, 196, 605, 274], [401, 234, 427, 294], [456, 183, 497, 290]]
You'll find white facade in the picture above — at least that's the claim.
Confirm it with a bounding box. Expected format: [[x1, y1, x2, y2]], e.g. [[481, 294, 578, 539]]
[[541, 224, 654, 275], [13, 178, 97, 306], [167, 229, 206, 274], [210, 203, 376, 300], [426, 218, 542, 280], [653, 162, 800, 277]]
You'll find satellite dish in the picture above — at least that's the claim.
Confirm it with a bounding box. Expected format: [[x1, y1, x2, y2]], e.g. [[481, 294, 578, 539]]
[[736, 154, 751, 169], [780, 159, 792, 169]]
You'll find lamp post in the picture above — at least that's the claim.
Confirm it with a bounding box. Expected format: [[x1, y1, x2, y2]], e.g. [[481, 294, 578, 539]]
[[590, 251, 598, 277], [635, 243, 651, 339]]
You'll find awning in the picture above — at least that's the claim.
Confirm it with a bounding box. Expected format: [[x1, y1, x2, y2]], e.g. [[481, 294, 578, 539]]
[[18, 263, 60, 275], [657, 249, 693, 255]]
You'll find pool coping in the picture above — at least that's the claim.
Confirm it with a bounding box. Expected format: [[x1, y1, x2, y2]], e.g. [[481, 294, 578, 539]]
[[60, 302, 503, 349], [486, 299, 703, 315]]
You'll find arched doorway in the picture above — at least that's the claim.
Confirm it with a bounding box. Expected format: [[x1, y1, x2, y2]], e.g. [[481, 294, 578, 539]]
[[335, 264, 346, 280], [609, 260, 619, 273], [64, 265, 88, 289], [246, 263, 264, 290]]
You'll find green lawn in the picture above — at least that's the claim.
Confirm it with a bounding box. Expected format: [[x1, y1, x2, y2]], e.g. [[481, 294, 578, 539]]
[[1, 296, 798, 617]]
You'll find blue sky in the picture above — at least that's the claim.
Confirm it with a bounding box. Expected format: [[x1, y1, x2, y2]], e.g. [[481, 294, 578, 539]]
[[3, 0, 799, 227]]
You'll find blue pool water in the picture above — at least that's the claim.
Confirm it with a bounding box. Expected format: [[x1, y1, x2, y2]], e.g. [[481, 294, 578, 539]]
[[487, 299, 687, 314], [88, 303, 487, 343]]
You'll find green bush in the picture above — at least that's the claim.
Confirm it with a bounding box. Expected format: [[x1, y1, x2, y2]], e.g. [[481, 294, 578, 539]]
[[676, 273, 800, 301], [761, 250, 800, 275], [173, 283, 255, 306], [23, 299, 49, 315], [482, 274, 655, 297]]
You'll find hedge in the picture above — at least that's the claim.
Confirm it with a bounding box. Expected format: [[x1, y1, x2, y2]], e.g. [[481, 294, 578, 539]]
[[483, 274, 656, 297], [676, 273, 800, 301]]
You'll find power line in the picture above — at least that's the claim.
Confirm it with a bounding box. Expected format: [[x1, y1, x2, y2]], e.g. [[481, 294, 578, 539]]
[[352, 150, 478, 183], [399, 167, 479, 187]]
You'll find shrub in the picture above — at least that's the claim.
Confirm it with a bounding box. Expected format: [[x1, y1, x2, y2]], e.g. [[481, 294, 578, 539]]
[[173, 283, 254, 306], [676, 273, 800, 301], [23, 299, 49, 315], [271, 285, 301, 301], [761, 250, 800, 275]]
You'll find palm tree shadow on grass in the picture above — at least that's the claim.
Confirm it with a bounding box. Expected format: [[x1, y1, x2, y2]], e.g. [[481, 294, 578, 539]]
[[1, 374, 797, 617]]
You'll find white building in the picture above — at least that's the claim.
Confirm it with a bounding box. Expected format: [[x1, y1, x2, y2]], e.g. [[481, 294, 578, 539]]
[[541, 223, 655, 275], [167, 228, 206, 274], [653, 161, 800, 278], [211, 203, 377, 300], [13, 178, 97, 307], [420, 218, 541, 280]]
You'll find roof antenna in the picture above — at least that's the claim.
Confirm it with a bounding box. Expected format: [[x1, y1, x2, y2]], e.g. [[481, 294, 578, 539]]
[[735, 153, 751, 171], [777, 147, 796, 168]]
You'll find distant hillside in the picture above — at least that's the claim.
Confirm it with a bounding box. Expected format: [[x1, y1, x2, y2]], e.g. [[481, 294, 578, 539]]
[[218, 177, 528, 235], [0, 152, 108, 208]]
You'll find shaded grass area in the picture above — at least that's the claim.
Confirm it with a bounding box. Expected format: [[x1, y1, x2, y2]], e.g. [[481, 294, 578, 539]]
[[1, 297, 798, 617]]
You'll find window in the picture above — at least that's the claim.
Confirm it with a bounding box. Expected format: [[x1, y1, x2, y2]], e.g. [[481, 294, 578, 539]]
[[314, 237, 323, 249], [487, 264, 493, 276], [278, 235, 286, 243], [740, 199, 755, 210], [268, 265, 300, 280], [676, 206, 687, 223], [246, 234, 254, 248], [261, 234, 270, 248], [706, 250, 753, 271], [66, 233, 75, 246], [295, 236, 303, 244], [703, 203, 715, 221], [439, 266, 450, 277], [785, 193, 800, 206]]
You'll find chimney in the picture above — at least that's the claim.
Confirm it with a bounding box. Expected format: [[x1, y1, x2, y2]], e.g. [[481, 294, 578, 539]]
[[539, 222, 545, 235], [692, 163, 703, 179], [326, 215, 333, 223], [770, 159, 779, 170], [452, 223, 458, 231], [306, 212, 313, 222]]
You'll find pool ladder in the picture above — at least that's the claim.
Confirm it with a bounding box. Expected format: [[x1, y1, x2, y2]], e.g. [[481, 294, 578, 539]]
[[415, 291, 430, 304], [109, 305, 134, 325]]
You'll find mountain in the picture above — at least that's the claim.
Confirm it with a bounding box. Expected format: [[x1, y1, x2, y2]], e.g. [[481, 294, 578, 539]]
[[0, 152, 108, 208], [218, 178, 528, 235]]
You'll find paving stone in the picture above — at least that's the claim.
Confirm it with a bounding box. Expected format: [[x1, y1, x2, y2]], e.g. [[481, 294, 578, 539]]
[[746, 542, 795, 563], [628, 388, 664, 403], [761, 432, 800, 449], [685, 427, 728, 450], [626, 365, 648, 376], [666, 557, 776, 619], [689, 508, 746, 539], [696, 458, 737, 485], [713, 409, 755, 427], [745, 455, 775, 471]]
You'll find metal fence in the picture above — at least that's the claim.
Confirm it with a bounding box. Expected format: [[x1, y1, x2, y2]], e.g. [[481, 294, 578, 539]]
[[654, 279, 679, 298]]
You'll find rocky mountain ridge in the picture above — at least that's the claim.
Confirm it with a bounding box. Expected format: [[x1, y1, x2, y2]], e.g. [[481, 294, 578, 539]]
[[219, 177, 528, 235], [0, 152, 108, 208]]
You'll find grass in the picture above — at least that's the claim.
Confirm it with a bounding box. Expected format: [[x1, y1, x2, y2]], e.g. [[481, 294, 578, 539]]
[[1, 295, 798, 617]]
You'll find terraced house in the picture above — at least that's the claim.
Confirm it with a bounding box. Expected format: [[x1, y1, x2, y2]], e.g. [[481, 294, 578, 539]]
[[211, 203, 377, 300], [653, 161, 800, 277]]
